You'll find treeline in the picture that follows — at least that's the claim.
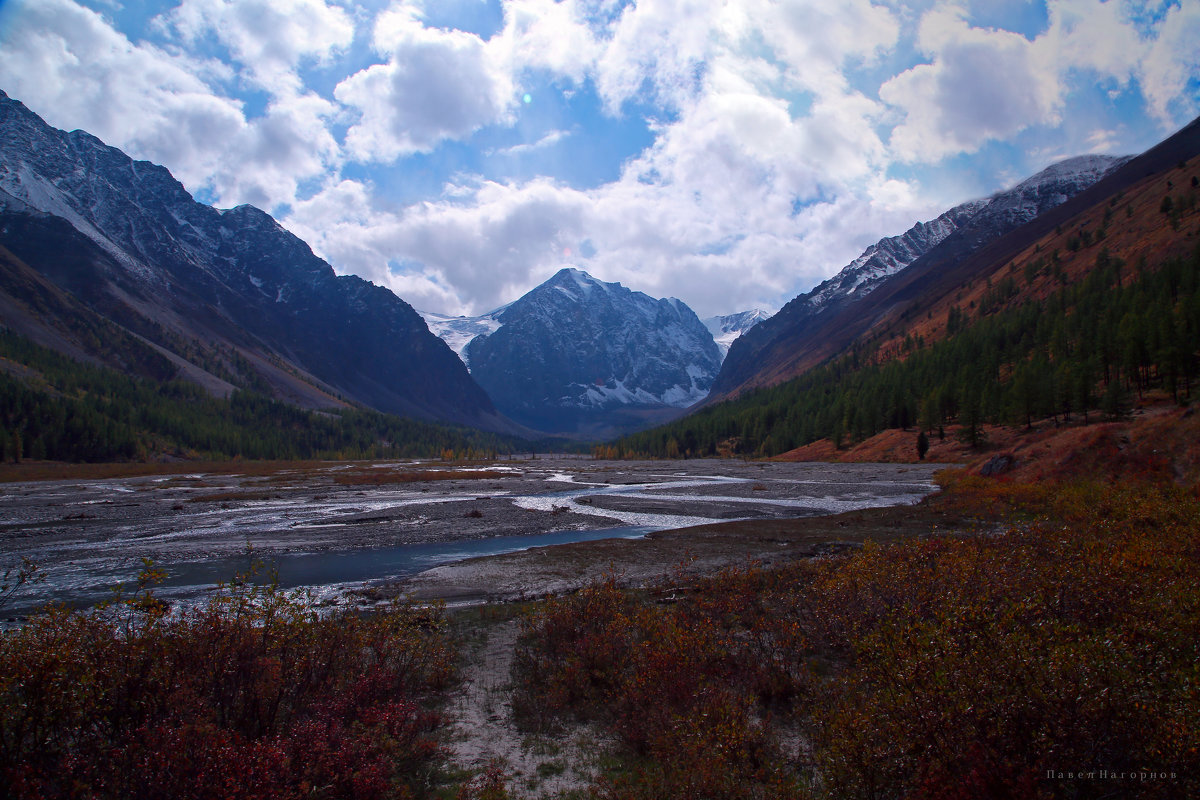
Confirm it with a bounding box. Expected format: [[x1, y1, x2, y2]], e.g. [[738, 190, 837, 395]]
[[0, 330, 522, 462], [620, 245, 1200, 458]]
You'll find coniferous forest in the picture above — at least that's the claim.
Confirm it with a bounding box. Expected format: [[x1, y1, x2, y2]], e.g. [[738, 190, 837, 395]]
[[0, 330, 523, 463], [618, 245, 1200, 458]]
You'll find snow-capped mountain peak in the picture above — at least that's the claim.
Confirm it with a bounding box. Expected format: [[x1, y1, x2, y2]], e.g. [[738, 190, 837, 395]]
[[455, 267, 722, 435], [710, 152, 1129, 398]]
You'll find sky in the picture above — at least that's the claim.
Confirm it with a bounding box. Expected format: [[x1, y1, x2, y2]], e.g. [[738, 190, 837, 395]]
[[0, 0, 1197, 319]]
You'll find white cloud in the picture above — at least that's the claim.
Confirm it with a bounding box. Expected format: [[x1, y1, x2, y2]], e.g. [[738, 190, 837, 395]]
[[493, 0, 601, 83], [210, 91, 342, 208], [0, 0, 243, 182], [1041, 0, 1143, 82], [7, 0, 1197, 324], [490, 129, 570, 156], [162, 0, 354, 96], [335, 3, 516, 161], [879, 0, 1179, 163], [752, 0, 900, 97], [287, 0, 930, 317], [592, 0, 721, 111], [881, 5, 1063, 162], [1140, 0, 1200, 125], [0, 0, 341, 211]]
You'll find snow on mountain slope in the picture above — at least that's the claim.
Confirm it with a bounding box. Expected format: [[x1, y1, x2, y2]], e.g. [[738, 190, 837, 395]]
[[419, 307, 507, 365], [799, 155, 1129, 317], [464, 267, 722, 434], [711, 153, 1130, 398], [703, 309, 774, 359]]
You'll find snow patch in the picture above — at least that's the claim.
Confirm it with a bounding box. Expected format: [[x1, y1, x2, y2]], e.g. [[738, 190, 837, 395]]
[[420, 308, 507, 363], [703, 309, 773, 359]]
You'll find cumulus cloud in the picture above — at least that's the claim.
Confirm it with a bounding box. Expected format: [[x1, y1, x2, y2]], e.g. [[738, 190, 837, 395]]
[[336, 3, 516, 161], [6, 0, 1197, 321], [284, 0, 932, 317], [0, 0, 243, 183], [493, 0, 601, 83], [1040, 0, 1142, 82], [751, 0, 899, 97], [210, 91, 342, 209], [1140, 0, 1200, 125], [592, 0, 720, 110], [879, 0, 1183, 163], [881, 5, 1063, 162], [0, 0, 341, 210], [161, 0, 354, 96]]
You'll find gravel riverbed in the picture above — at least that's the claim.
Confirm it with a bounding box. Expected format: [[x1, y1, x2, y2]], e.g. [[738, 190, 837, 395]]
[[1, 457, 949, 617]]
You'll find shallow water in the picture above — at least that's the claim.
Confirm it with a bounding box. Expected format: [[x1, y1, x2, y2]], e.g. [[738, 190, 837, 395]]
[[0, 458, 945, 619], [7, 525, 653, 616]]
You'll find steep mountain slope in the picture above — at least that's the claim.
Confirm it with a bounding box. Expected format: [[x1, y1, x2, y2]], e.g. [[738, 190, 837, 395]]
[[703, 309, 773, 360], [465, 268, 722, 436], [711, 154, 1127, 399], [0, 90, 503, 429], [618, 115, 1200, 460]]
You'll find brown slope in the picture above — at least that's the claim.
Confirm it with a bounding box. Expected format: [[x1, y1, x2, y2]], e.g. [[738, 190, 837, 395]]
[[878, 158, 1200, 362], [0, 239, 177, 381], [0, 210, 355, 410], [773, 402, 1200, 488], [716, 115, 1200, 397]]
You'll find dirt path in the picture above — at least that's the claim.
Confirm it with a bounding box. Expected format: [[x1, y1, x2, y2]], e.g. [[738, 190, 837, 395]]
[[447, 616, 610, 797]]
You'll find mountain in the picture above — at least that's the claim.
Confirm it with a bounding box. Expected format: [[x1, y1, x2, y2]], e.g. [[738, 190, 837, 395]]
[[710, 154, 1129, 399], [463, 267, 722, 437], [0, 90, 506, 430], [618, 115, 1200, 460], [703, 309, 773, 360]]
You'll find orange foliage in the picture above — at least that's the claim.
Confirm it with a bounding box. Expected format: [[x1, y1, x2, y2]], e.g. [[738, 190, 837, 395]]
[[513, 479, 1200, 799]]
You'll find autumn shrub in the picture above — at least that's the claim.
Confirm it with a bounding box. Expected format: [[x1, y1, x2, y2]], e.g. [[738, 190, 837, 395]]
[[0, 574, 455, 800], [454, 762, 512, 800], [810, 481, 1200, 799], [513, 479, 1200, 799], [512, 575, 811, 798]]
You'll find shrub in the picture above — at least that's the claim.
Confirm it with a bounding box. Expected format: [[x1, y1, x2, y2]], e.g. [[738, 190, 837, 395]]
[[512, 480, 1200, 799], [0, 573, 455, 799]]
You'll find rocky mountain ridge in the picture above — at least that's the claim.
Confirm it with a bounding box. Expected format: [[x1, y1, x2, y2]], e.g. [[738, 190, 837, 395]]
[[710, 153, 1130, 399], [463, 267, 722, 436], [0, 90, 505, 430]]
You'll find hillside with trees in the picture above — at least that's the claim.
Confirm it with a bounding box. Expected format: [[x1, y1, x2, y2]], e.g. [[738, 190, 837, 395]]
[[0, 329, 522, 463], [618, 157, 1200, 461]]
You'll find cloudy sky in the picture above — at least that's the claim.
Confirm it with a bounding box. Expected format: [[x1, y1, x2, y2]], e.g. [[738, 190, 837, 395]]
[[1, 0, 1197, 318]]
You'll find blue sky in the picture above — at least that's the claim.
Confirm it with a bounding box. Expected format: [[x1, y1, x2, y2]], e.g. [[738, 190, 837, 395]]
[[1, 0, 1197, 318]]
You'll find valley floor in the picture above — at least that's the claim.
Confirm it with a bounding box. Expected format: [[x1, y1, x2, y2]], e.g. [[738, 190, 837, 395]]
[[0, 457, 943, 619]]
